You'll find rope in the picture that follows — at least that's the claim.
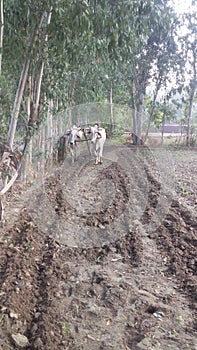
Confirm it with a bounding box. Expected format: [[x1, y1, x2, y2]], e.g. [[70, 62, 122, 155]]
[[83, 131, 91, 155]]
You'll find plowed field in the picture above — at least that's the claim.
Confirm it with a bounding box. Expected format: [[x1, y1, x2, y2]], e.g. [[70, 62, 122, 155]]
[[0, 146, 196, 350]]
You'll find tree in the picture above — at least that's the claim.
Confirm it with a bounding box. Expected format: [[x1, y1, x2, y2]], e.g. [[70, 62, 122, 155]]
[[1, 0, 183, 151], [0, 0, 3, 75], [109, 0, 179, 143], [181, 12, 197, 146], [4, 0, 115, 148], [7, 9, 51, 149]]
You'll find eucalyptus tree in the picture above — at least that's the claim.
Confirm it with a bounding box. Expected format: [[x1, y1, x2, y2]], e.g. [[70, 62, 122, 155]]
[[2, 0, 180, 150], [3, 0, 117, 148], [145, 97, 176, 142], [43, 0, 117, 106], [107, 0, 179, 143], [178, 10, 197, 146], [0, 0, 3, 75], [3, 1, 53, 149]]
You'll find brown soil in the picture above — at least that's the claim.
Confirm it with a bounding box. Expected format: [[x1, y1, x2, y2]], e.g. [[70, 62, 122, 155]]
[[0, 145, 196, 350]]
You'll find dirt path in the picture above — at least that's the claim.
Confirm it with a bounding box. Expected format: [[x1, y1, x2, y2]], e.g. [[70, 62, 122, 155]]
[[0, 146, 196, 350]]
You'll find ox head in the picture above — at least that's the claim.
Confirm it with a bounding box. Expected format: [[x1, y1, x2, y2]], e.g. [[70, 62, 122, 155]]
[[67, 126, 83, 144], [89, 124, 101, 144]]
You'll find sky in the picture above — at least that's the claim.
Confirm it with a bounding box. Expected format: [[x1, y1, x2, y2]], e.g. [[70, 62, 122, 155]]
[[171, 0, 197, 14]]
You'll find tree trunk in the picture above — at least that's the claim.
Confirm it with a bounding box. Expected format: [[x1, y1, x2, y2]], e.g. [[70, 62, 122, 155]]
[[130, 84, 145, 145], [136, 92, 144, 143], [186, 88, 195, 147], [7, 59, 30, 149], [144, 114, 151, 144], [7, 11, 47, 150], [34, 10, 52, 118], [130, 85, 136, 133], [68, 107, 72, 129], [144, 76, 162, 143], [131, 93, 144, 145], [0, 0, 4, 75], [57, 104, 63, 135], [21, 76, 32, 182], [36, 124, 45, 175], [132, 109, 137, 134], [46, 99, 53, 166], [161, 114, 165, 145], [109, 85, 114, 135]]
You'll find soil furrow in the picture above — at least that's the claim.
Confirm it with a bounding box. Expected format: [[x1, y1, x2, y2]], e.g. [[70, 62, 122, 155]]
[[0, 147, 196, 349]]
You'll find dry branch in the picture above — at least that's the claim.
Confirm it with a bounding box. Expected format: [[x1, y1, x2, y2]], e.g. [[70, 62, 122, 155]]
[[0, 149, 22, 222], [0, 170, 19, 195]]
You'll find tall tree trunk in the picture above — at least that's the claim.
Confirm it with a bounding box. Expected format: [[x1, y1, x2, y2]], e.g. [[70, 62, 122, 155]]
[[46, 99, 53, 166], [7, 11, 46, 150], [21, 76, 32, 182], [144, 76, 162, 143], [7, 58, 30, 149], [35, 63, 45, 115], [130, 85, 136, 133], [57, 103, 63, 135], [131, 93, 144, 145], [23, 9, 52, 157], [0, 0, 4, 75], [109, 85, 114, 135], [41, 124, 46, 176], [131, 109, 138, 144], [68, 107, 72, 129], [34, 10, 52, 118], [186, 89, 195, 147], [161, 113, 165, 145], [137, 92, 144, 142], [130, 85, 145, 145]]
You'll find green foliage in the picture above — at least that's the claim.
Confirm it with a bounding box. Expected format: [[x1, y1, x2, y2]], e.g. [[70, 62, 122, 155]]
[[146, 98, 177, 127], [1, 0, 196, 146], [0, 74, 15, 142]]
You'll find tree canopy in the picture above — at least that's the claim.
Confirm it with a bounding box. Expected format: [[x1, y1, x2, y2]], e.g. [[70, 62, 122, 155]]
[[0, 0, 196, 146]]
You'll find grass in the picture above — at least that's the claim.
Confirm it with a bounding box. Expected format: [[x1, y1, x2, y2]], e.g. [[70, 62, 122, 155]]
[[24, 243, 31, 251], [2, 235, 10, 243], [107, 136, 126, 144], [62, 322, 69, 335], [177, 181, 190, 196]]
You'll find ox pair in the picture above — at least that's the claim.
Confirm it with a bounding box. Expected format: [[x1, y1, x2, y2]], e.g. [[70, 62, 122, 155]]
[[66, 124, 106, 165]]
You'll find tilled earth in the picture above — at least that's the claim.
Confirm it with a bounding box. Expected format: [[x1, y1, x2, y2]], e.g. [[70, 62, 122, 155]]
[[0, 145, 196, 350]]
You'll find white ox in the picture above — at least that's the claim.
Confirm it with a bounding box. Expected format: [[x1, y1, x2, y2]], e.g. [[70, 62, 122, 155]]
[[66, 125, 83, 163], [89, 125, 106, 164]]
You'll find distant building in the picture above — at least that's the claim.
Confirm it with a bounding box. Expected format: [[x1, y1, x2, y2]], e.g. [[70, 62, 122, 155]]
[[162, 124, 187, 133]]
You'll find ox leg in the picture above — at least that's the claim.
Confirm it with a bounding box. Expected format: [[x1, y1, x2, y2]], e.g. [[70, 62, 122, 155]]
[[98, 145, 103, 164], [95, 144, 99, 165], [95, 151, 99, 165], [70, 144, 75, 164], [74, 145, 77, 162], [90, 141, 95, 157]]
